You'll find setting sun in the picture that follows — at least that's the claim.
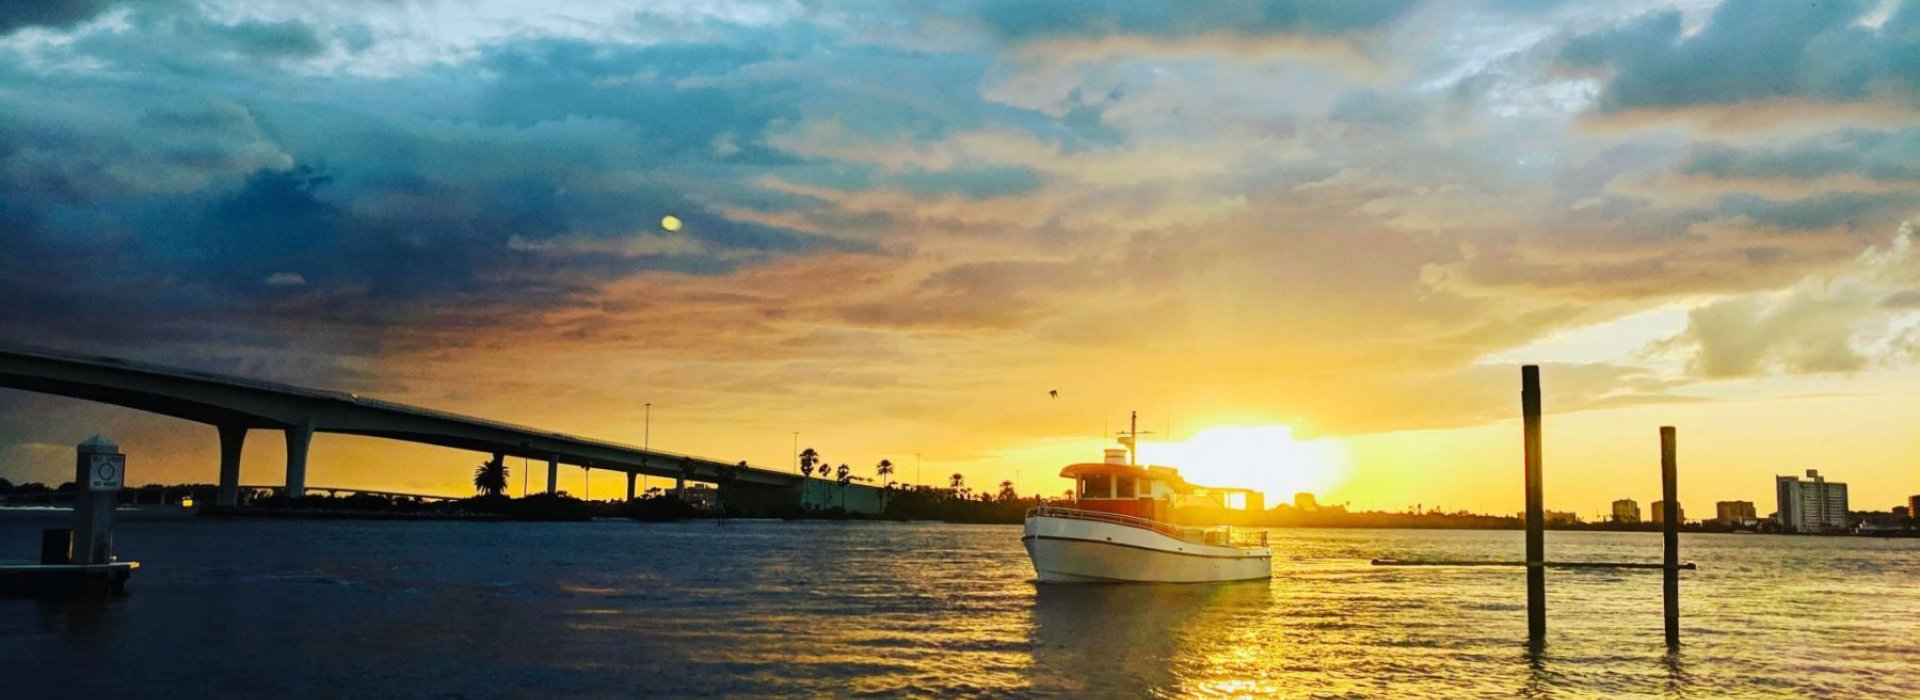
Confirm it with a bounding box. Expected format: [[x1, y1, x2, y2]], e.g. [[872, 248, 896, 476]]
[[1138, 426, 1349, 504]]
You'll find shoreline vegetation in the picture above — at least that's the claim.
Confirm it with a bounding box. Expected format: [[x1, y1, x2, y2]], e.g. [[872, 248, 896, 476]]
[[2, 479, 1915, 536], [2, 479, 1914, 535]]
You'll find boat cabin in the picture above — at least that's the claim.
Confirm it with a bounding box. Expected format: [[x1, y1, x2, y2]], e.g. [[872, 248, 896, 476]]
[[1060, 448, 1264, 522]]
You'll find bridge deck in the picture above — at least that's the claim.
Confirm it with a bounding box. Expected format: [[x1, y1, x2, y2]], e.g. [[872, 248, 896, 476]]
[[0, 343, 871, 508]]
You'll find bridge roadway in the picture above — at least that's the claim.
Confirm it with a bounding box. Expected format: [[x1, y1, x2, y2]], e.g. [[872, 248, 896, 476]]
[[0, 343, 822, 508]]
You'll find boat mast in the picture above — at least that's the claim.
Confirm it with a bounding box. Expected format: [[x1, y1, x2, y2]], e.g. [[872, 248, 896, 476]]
[[1129, 411, 1137, 465], [1118, 410, 1153, 466]]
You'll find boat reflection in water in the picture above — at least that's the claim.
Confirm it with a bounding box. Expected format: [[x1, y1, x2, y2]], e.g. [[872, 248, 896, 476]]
[[1028, 580, 1272, 696]]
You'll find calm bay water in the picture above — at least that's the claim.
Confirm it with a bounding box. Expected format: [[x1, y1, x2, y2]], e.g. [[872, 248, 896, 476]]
[[3, 513, 1917, 698]]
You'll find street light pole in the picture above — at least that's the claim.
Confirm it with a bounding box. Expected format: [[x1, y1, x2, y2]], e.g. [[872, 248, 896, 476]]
[[792, 432, 799, 473], [643, 402, 651, 494], [916, 452, 922, 488]]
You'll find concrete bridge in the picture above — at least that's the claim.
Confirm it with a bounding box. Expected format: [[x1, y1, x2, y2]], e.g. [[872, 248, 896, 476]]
[[0, 343, 873, 511], [237, 485, 464, 502]]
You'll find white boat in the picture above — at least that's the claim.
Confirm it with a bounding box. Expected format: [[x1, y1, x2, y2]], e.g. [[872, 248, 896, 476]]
[[1023, 445, 1271, 584]]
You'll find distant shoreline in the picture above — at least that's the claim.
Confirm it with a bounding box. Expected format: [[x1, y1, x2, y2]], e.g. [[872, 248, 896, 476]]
[[3, 505, 1912, 537]]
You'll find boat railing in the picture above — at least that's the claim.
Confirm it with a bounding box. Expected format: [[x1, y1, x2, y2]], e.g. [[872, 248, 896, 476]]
[[1027, 505, 1267, 549]]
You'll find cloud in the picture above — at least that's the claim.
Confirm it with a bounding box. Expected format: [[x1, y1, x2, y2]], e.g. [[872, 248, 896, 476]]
[[10, 0, 1920, 496], [1662, 222, 1920, 378], [264, 272, 307, 286], [0, 0, 115, 34], [970, 0, 1420, 42], [1679, 129, 1920, 185], [1559, 0, 1919, 119], [218, 19, 326, 59]]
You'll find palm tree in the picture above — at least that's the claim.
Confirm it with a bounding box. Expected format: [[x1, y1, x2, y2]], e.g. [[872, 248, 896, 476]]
[[720, 461, 747, 515], [473, 456, 508, 497], [835, 464, 851, 510], [997, 480, 1017, 502], [948, 472, 965, 499], [799, 448, 819, 478], [677, 456, 696, 501], [875, 459, 894, 511]]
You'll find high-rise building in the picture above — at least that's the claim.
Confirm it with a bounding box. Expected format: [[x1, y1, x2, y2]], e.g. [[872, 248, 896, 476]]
[[1909, 495, 1919, 521], [1651, 500, 1684, 525], [1715, 501, 1758, 526], [1611, 499, 1640, 524], [1776, 470, 1849, 533]]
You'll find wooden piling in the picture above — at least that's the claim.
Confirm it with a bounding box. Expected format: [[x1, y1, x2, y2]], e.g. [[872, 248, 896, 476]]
[[1661, 426, 1679, 649], [1522, 365, 1545, 649]]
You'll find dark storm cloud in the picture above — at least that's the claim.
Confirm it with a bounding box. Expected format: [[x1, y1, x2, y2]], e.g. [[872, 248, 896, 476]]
[[0, 15, 882, 372], [0, 0, 116, 34], [1560, 0, 1918, 112], [972, 0, 1419, 41]]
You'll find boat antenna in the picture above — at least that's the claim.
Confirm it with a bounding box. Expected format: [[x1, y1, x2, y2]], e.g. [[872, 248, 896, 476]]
[[1117, 410, 1154, 466]]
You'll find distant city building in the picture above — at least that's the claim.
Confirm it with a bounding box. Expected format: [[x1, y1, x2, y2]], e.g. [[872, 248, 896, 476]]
[[682, 484, 720, 511], [1651, 500, 1684, 525], [1855, 510, 1906, 531], [1545, 510, 1580, 526], [1776, 470, 1849, 533], [1910, 495, 1919, 521], [1611, 499, 1641, 524], [1294, 492, 1318, 512], [1715, 501, 1758, 526]]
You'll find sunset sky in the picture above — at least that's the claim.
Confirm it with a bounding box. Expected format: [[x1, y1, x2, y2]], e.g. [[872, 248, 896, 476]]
[[2, 0, 1918, 517]]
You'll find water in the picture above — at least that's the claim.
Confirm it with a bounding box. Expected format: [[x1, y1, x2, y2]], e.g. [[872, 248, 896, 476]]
[[3, 513, 1916, 697]]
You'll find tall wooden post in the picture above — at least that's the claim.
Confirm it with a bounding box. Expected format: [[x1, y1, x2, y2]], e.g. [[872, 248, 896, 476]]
[[1522, 365, 1546, 649], [1661, 426, 1680, 649]]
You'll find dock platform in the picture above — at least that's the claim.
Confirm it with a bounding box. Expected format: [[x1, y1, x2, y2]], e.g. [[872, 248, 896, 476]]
[[0, 561, 139, 598]]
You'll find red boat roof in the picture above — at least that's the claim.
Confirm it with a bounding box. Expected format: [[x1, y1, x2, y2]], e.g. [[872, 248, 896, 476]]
[[1059, 463, 1194, 493]]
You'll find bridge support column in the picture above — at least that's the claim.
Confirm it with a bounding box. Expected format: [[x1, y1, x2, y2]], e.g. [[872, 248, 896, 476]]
[[285, 421, 312, 499], [626, 472, 637, 501], [217, 425, 247, 507], [546, 458, 558, 495]]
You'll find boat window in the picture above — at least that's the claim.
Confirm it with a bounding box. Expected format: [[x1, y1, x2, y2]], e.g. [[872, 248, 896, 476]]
[[1116, 476, 1136, 498], [1080, 474, 1111, 499]]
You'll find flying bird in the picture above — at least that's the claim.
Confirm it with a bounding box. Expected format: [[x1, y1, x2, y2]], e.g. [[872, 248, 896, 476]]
[[1048, 389, 1058, 399]]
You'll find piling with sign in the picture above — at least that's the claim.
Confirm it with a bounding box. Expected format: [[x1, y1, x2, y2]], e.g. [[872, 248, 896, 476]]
[[74, 435, 124, 564], [0, 435, 140, 597]]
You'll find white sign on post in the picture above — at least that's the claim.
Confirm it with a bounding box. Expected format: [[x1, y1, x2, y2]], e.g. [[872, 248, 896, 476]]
[[88, 453, 125, 491]]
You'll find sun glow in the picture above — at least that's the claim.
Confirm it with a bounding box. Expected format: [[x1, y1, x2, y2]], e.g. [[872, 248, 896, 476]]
[[1136, 425, 1349, 503]]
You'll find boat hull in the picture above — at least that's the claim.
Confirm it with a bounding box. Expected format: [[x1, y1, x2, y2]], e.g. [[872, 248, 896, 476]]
[[1023, 515, 1271, 583]]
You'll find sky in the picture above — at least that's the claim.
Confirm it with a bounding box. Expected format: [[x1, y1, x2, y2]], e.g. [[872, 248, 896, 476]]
[[1, 0, 1917, 517]]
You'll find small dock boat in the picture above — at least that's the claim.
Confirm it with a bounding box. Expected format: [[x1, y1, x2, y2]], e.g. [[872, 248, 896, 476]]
[[1023, 430, 1271, 583]]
